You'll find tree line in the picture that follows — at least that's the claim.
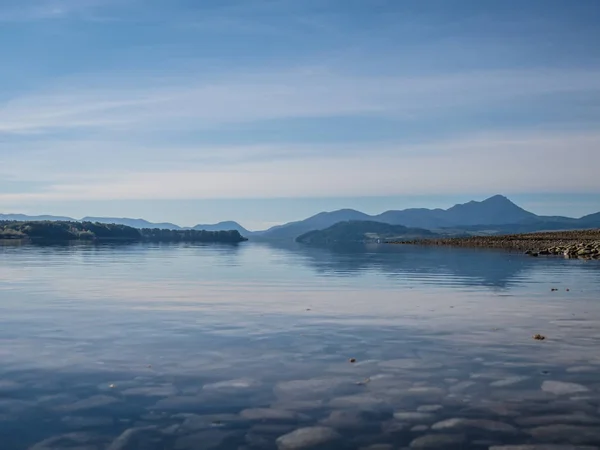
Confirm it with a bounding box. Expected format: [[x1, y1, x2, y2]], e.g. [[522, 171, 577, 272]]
[[0, 221, 247, 243]]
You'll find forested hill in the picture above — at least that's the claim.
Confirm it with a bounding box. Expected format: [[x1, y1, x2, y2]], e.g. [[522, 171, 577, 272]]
[[0, 221, 247, 243]]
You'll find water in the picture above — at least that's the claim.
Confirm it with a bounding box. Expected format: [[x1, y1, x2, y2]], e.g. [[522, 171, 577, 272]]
[[1, 241, 600, 449]]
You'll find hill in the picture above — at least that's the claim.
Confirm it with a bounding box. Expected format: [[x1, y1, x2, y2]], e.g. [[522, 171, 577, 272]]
[[82, 217, 182, 230], [0, 213, 76, 222], [192, 221, 251, 235], [295, 221, 438, 245], [0, 221, 247, 243], [254, 209, 372, 240]]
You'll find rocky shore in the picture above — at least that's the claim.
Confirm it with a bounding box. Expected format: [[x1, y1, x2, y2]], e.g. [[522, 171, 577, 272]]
[[393, 229, 600, 259]]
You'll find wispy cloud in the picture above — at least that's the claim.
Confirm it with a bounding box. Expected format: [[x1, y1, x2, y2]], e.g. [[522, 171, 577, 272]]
[[2, 67, 600, 135], [1, 129, 598, 204], [0, 0, 120, 22]]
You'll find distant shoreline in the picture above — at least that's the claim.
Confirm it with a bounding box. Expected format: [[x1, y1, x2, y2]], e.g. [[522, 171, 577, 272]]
[[390, 229, 600, 259], [0, 220, 248, 244]]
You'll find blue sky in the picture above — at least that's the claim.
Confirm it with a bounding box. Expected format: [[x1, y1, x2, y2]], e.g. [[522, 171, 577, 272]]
[[1, 0, 599, 230]]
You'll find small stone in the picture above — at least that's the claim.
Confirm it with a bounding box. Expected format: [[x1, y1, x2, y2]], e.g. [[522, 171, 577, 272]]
[[276, 426, 341, 449], [541, 381, 589, 395]]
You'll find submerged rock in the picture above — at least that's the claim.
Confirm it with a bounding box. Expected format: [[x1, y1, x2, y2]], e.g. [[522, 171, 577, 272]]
[[275, 426, 341, 449], [541, 381, 590, 395], [528, 424, 600, 444], [448, 381, 476, 393], [417, 405, 443, 413], [359, 445, 394, 450], [321, 410, 374, 429], [381, 420, 409, 434], [491, 446, 600, 450], [56, 395, 120, 412], [275, 379, 355, 400], [379, 359, 444, 370], [431, 418, 517, 434], [61, 416, 115, 428], [174, 430, 235, 450], [409, 434, 465, 448], [393, 412, 435, 422], [202, 378, 261, 392], [329, 394, 391, 411], [0, 380, 21, 392], [490, 376, 530, 387], [30, 432, 106, 450], [107, 426, 157, 450], [516, 413, 600, 427], [241, 408, 308, 422], [122, 385, 178, 397], [179, 413, 244, 432]]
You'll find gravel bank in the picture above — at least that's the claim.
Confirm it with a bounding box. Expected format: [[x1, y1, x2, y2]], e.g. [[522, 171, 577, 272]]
[[392, 229, 600, 259]]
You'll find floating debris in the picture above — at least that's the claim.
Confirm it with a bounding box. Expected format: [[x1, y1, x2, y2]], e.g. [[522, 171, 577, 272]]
[[551, 288, 558, 292], [532, 334, 546, 341], [109, 384, 116, 389], [349, 358, 357, 363], [355, 378, 371, 386]]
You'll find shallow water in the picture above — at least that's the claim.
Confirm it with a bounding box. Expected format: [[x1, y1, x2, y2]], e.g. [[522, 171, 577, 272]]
[[1, 241, 600, 449]]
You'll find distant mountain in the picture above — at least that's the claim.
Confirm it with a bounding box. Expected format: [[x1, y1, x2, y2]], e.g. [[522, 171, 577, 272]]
[[253, 209, 371, 240], [4, 194, 599, 242], [296, 221, 438, 245], [258, 195, 599, 241], [82, 217, 182, 230], [192, 221, 251, 236], [0, 213, 76, 222]]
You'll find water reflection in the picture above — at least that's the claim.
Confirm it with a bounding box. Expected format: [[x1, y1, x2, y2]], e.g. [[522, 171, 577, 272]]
[[1, 242, 600, 449], [261, 241, 600, 290]]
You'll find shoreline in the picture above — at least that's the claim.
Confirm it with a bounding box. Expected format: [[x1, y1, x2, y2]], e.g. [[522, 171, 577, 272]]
[[390, 229, 600, 259]]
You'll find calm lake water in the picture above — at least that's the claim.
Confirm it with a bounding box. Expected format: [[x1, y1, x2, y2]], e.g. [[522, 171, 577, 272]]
[[1, 241, 600, 450]]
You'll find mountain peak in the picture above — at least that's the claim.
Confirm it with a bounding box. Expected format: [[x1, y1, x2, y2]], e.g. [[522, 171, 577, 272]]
[[484, 194, 512, 203]]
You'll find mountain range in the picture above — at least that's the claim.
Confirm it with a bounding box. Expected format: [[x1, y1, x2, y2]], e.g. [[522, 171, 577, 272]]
[[2, 195, 600, 241], [0, 214, 251, 236], [253, 195, 599, 240]]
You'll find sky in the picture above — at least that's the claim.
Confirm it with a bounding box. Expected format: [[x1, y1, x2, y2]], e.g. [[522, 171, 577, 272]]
[[1, 0, 599, 230]]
